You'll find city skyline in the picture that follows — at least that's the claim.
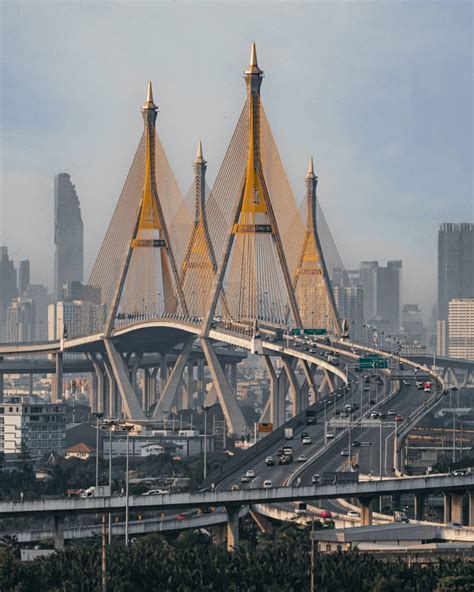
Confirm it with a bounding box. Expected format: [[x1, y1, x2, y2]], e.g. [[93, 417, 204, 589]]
[[1, 2, 472, 321]]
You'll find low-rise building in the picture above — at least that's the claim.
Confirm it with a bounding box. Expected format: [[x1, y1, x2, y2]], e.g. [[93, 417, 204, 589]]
[[65, 442, 94, 460]]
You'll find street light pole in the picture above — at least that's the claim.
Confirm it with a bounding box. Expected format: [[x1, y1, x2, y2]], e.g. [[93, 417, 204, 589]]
[[124, 425, 133, 546], [93, 412, 104, 488], [108, 427, 113, 544]]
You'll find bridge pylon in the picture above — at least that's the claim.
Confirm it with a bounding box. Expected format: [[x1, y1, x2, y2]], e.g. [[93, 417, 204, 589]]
[[293, 158, 340, 334], [202, 43, 303, 336]]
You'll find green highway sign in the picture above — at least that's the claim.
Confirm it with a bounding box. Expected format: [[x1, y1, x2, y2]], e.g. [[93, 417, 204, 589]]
[[303, 328, 327, 335], [291, 328, 301, 336], [358, 357, 388, 370]]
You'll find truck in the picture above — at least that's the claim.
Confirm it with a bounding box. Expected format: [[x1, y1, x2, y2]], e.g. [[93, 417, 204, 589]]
[[285, 428, 294, 440], [282, 446, 294, 456], [305, 409, 316, 425], [279, 454, 293, 465], [80, 485, 111, 498]]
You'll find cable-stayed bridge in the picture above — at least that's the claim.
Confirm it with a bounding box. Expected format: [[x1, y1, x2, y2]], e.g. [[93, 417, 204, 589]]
[[0, 44, 456, 437]]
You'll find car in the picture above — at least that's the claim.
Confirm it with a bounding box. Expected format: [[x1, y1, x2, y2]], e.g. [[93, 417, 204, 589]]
[[364, 386, 370, 392], [302, 436, 312, 445], [416, 381, 424, 390], [142, 489, 167, 496], [369, 399, 376, 405], [370, 411, 380, 419], [352, 440, 361, 448], [246, 469, 255, 478], [265, 456, 275, 466], [297, 454, 307, 462], [448, 522, 463, 529], [326, 431, 334, 439], [231, 484, 240, 491], [199, 507, 212, 514], [452, 468, 471, 476], [240, 475, 250, 483], [395, 415, 403, 422], [312, 474, 320, 484], [399, 516, 410, 524], [301, 431, 310, 440], [388, 409, 395, 416], [403, 380, 411, 386], [347, 510, 359, 517], [177, 513, 186, 520], [340, 449, 349, 457], [263, 480, 272, 489], [319, 510, 332, 518]]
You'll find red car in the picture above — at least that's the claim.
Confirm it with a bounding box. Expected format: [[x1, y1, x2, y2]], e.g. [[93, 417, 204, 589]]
[[395, 415, 403, 422], [177, 513, 186, 520], [319, 510, 332, 518]]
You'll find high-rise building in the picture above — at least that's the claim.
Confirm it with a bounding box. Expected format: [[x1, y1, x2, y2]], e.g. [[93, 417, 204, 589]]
[[437, 223, 474, 354], [358, 261, 378, 321], [333, 285, 364, 342], [18, 260, 30, 295], [448, 299, 474, 361], [54, 173, 84, 300], [357, 260, 402, 333], [376, 260, 402, 333], [7, 298, 34, 342], [401, 304, 424, 343], [24, 284, 50, 341], [0, 247, 17, 341], [0, 397, 66, 458]]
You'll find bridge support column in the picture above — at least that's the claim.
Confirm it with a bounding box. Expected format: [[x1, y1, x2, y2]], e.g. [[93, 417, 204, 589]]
[[103, 340, 145, 420], [52, 352, 63, 402], [54, 515, 64, 551], [160, 355, 169, 392], [186, 360, 194, 408], [197, 358, 205, 404], [263, 356, 286, 428], [153, 337, 194, 419], [226, 506, 240, 551], [414, 493, 425, 521], [0, 356, 3, 403], [443, 492, 452, 523], [468, 492, 474, 526], [282, 357, 301, 417], [200, 338, 247, 435], [358, 497, 373, 526], [230, 362, 238, 394], [88, 353, 106, 415], [91, 373, 99, 414], [451, 493, 463, 524], [29, 374, 33, 396]]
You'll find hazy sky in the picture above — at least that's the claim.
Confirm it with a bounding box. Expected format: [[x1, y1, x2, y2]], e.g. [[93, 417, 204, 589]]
[[1, 1, 472, 321]]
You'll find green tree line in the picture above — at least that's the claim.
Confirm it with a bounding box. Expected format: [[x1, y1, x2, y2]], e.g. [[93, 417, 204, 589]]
[[1, 524, 473, 591]]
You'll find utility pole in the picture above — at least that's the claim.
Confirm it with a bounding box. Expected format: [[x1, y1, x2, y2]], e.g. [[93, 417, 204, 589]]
[[101, 514, 107, 592], [310, 518, 315, 592]]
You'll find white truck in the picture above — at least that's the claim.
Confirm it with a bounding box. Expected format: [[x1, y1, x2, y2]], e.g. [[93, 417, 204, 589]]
[[285, 427, 294, 440], [80, 485, 111, 498]]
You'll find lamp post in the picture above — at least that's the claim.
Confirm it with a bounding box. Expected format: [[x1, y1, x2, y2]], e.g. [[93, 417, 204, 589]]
[[92, 412, 104, 488], [123, 424, 134, 546], [100, 419, 116, 544], [451, 387, 458, 464], [200, 405, 211, 481]]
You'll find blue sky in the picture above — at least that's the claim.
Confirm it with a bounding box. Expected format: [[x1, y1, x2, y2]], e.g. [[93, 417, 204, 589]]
[[1, 1, 472, 320]]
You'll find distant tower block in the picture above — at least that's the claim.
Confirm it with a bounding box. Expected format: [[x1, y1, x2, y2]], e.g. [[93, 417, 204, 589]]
[[203, 43, 303, 334], [293, 158, 340, 334], [180, 142, 219, 318]]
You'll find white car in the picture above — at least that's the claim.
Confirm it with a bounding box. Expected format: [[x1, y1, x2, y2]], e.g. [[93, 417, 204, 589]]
[[142, 489, 167, 496], [302, 436, 312, 445], [246, 469, 255, 478], [263, 480, 272, 489], [347, 510, 359, 517], [340, 449, 349, 457], [326, 431, 335, 439], [297, 454, 307, 462]]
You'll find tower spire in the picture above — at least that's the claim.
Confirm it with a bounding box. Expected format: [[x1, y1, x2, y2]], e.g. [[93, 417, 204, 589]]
[[306, 156, 316, 178], [244, 42, 263, 93], [194, 140, 206, 164]]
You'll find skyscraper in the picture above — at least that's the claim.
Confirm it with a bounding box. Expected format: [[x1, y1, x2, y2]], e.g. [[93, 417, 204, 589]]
[[54, 173, 84, 299], [448, 299, 474, 361], [437, 223, 474, 355], [438, 223, 474, 321], [18, 260, 30, 295], [0, 247, 17, 341]]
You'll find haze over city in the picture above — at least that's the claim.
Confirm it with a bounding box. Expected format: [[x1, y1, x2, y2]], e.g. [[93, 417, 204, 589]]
[[1, 1, 472, 321]]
